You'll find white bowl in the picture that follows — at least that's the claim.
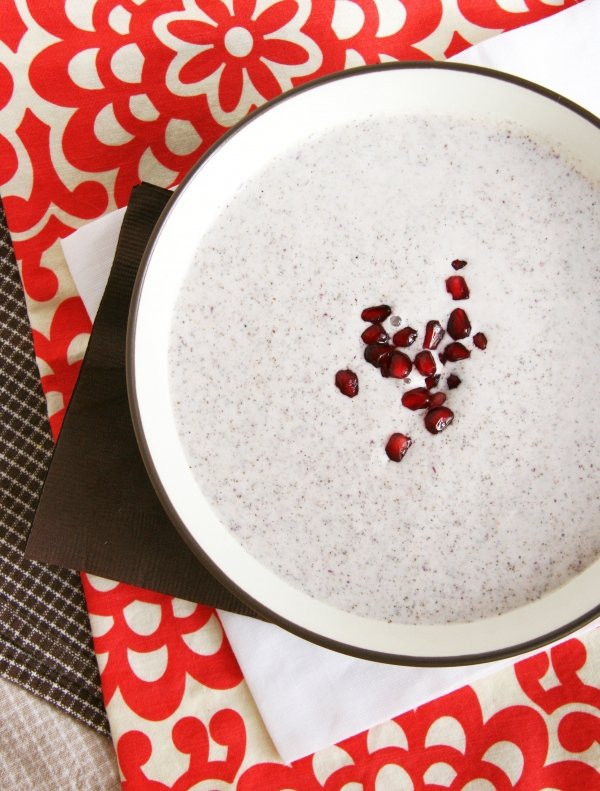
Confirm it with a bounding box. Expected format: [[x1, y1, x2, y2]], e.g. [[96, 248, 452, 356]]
[[128, 63, 600, 665]]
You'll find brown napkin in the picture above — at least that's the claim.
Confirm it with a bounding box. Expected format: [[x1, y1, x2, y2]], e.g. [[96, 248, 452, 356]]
[[26, 183, 254, 616], [0, 198, 109, 736]]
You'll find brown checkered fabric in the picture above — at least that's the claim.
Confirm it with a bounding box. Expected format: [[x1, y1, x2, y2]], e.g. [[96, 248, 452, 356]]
[[0, 198, 109, 736]]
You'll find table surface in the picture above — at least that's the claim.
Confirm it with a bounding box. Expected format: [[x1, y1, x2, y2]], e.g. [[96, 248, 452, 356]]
[[2, 1, 600, 788]]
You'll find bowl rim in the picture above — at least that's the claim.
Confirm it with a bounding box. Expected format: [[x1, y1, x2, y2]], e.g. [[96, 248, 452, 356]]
[[126, 60, 600, 666]]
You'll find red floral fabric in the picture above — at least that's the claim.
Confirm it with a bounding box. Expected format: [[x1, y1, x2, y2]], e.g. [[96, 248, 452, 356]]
[[0, 0, 580, 434], [3, 1, 599, 788], [84, 575, 600, 790]]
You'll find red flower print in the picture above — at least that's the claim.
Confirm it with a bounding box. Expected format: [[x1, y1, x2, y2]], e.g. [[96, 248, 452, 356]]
[[238, 684, 600, 790], [82, 577, 243, 720], [118, 711, 246, 790], [165, 0, 314, 115], [515, 638, 600, 715], [30, 296, 91, 438]]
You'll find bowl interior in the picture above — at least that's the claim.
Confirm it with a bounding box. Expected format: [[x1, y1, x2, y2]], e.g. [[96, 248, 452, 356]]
[[129, 63, 600, 664]]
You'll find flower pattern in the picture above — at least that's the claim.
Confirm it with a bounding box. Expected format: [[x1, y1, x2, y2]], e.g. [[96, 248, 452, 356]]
[[2, 0, 597, 788], [81, 576, 243, 720], [1, 0, 579, 429], [161, 0, 322, 120], [237, 681, 600, 789], [83, 577, 599, 791]]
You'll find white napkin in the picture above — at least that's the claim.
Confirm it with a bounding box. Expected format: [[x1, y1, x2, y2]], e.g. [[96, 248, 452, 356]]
[[60, 207, 126, 321], [63, 0, 600, 764], [452, 0, 600, 113]]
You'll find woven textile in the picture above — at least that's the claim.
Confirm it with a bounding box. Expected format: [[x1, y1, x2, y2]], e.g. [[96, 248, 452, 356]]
[[0, 677, 119, 790], [0, 199, 109, 736]]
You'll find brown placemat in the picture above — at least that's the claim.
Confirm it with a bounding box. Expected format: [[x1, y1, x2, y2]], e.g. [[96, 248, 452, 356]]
[[0, 199, 109, 736], [26, 183, 255, 615]]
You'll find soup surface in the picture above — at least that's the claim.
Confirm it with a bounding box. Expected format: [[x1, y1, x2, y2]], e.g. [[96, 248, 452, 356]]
[[169, 114, 600, 624]]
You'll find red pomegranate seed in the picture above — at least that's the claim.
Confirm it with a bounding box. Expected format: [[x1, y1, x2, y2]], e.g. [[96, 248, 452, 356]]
[[423, 320, 445, 350], [446, 276, 470, 300], [401, 387, 431, 411], [364, 343, 394, 368], [361, 304, 391, 323], [438, 351, 447, 365], [335, 369, 359, 398], [444, 342, 470, 362], [392, 326, 417, 347], [361, 323, 389, 344], [382, 351, 413, 379], [414, 350, 436, 377], [447, 374, 462, 389], [451, 259, 467, 270], [430, 392, 446, 408], [385, 433, 412, 462], [473, 332, 488, 350], [447, 308, 471, 340], [425, 374, 440, 389], [424, 406, 454, 434]]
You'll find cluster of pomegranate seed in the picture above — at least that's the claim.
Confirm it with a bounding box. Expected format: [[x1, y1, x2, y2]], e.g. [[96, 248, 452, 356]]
[[335, 260, 487, 461]]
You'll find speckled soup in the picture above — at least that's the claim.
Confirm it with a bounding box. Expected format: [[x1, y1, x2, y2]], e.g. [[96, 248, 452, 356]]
[[169, 114, 600, 625]]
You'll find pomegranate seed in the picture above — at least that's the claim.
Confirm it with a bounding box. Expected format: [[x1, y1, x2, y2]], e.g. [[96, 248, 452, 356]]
[[423, 320, 445, 350], [385, 433, 412, 462], [361, 304, 391, 323], [447, 374, 462, 389], [424, 406, 454, 434], [364, 343, 394, 368], [438, 351, 446, 365], [451, 259, 467, 270], [382, 351, 412, 379], [429, 392, 446, 408], [361, 323, 389, 344], [425, 374, 440, 389], [335, 369, 359, 398], [473, 332, 488, 350], [392, 326, 417, 347], [401, 387, 431, 411], [414, 350, 436, 377], [444, 342, 470, 362], [447, 308, 471, 340], [446, 276, 470, 300]]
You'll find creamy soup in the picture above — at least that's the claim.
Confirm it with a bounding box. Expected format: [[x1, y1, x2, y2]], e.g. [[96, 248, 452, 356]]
[[169, 114, 600, 625]]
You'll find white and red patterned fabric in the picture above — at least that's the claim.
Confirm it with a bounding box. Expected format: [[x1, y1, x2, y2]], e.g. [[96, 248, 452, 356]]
[[0, 0, 583, 437], [3, 0, 600, 787], [85, 574, 600, 789]]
